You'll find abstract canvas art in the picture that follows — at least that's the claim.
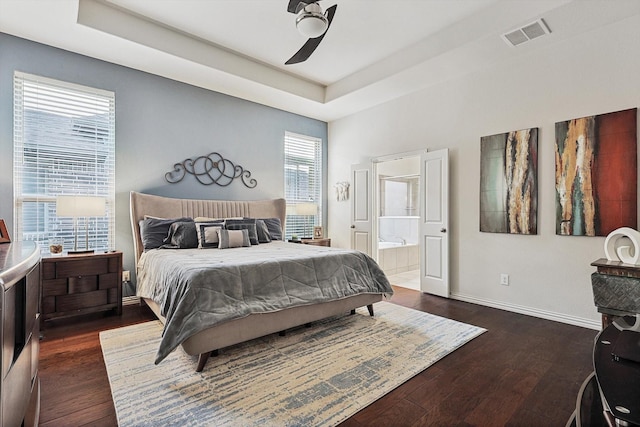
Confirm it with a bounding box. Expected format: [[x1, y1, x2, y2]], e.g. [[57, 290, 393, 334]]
[[555, 108, 637, 236], [480, 128, 538, 234]]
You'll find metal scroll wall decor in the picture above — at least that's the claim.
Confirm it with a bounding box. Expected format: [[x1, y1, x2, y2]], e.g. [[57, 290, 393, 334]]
[[165, 152, 257, 188]]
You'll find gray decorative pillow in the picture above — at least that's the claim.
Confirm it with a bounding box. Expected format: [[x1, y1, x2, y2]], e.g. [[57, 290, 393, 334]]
[[255, 220, 271, 243], [225, 218, 259, 245], [196, 222, 224, 248], [161, 221, 198, 249], [259, 218, 283, 240], [139, 217, 193, 251], [217, 229, 251, 249]]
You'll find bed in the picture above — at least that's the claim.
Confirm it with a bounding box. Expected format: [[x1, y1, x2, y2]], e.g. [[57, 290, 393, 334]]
[[130, 191, 393, 371]]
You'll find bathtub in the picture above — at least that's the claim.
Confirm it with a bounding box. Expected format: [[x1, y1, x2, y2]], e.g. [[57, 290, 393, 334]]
[[378, 241, 404, 249], [378, 243, 419, 276]]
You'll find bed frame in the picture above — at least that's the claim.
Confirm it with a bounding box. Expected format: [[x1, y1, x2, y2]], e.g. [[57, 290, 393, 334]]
[[130, 191, 382, 371]]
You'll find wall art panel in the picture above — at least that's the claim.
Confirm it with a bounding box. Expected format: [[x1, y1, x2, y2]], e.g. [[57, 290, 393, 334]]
[[480, 128, 538, 234], [555, 108, 637, 236]]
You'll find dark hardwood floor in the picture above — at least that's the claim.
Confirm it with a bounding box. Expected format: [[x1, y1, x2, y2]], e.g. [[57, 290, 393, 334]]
[[38, 286, 598, 426]]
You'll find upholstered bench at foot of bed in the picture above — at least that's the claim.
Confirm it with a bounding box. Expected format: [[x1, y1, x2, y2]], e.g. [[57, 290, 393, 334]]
[[143, 293, 383, 372], [193, 298, 380, 372]]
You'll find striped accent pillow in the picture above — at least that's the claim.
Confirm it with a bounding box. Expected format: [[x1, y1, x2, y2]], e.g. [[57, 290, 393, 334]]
[[217, 229, 251, 249], [225, 219, 259, 245], [196, 222, 224, 248]]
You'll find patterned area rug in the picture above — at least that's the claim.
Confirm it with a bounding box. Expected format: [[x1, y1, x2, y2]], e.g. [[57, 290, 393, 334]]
[[100, 302, 485, 426]]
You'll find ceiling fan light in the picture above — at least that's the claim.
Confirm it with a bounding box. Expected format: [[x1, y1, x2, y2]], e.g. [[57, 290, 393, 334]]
[[296, 4, 328, 38]]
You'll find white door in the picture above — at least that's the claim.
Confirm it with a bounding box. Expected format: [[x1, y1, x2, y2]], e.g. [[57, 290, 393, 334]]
[[350, 162, 372, 256], [420, 149, 449, 297]]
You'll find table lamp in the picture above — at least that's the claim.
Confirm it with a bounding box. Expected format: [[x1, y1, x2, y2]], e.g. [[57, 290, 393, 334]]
[[296, 202, 318, 239], [56, 195, 106, 254]]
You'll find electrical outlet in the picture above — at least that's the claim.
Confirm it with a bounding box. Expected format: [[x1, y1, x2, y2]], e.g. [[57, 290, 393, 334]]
[[123, 270, 130, 282], [500, 273, 509, 286]]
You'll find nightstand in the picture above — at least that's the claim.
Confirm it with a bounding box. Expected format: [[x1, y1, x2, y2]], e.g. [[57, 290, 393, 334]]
[[301, 238, 331, 247], [41, 250, 122, 325]]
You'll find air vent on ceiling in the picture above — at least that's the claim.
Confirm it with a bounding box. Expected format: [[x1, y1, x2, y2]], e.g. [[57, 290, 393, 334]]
[[502, 18, 551, 47]]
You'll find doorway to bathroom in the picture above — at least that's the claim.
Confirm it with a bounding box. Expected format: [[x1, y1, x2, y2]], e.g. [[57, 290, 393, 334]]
[[375, 154, 421, 291], [351, 149, 449, 296]]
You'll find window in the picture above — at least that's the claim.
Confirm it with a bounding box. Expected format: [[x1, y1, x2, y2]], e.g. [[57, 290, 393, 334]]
[[13, 72, 115, 252], [284, 132, 322, 240]]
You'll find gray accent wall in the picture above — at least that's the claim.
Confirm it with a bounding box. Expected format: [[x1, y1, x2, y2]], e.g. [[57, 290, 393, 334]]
[[0, 33, 327, 292]]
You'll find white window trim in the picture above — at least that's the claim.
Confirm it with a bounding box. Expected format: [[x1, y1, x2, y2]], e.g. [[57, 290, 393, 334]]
[[13, 71, 116, 252], [284, 131, 323, 240]]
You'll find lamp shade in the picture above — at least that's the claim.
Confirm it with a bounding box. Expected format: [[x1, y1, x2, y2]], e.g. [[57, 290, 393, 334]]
[[56, 195, 106, 217], [296, 202, 318, 216], [286, 205, 297, 216]]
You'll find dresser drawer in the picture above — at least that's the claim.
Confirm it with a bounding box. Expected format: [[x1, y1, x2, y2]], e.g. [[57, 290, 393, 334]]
[[42, 279, 67, 297], [56, 290, 108, 312], [42, 296, 55, 315], [42, 262, 56, 280], [107, 256, 120, 273], [99, 272, 119, 290], [108, 288, 119, 304], [68, 275, 98, 294], [56, 258, 108, 278]]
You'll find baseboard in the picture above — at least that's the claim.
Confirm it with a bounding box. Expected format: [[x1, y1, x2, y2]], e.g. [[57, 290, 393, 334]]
[[450, 292, 601, 331], [122, 296, 140, 306], [121, 292, 601, 329]]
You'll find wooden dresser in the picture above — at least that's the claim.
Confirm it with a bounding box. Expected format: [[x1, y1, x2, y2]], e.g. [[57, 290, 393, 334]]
[[41, 251, 122, 325], [0, 241, 41, 427]]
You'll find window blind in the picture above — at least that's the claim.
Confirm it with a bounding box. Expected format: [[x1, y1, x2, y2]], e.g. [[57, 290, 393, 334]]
[[13, 72, 116, 252], [284, 132, 323, 240]]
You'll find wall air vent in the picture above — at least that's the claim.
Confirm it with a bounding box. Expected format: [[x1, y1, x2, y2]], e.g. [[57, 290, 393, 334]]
[[502, 18, 551, 47]]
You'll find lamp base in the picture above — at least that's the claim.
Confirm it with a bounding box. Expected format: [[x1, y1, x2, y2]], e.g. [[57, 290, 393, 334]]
[[68, 249, 95, 255]]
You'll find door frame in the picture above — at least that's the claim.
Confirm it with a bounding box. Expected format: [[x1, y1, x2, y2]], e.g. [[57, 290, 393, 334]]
[[353, 149, 449, 297]]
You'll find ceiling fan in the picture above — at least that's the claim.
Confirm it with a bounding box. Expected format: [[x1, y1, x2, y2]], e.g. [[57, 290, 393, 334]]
[[285, 0, 337, 65]]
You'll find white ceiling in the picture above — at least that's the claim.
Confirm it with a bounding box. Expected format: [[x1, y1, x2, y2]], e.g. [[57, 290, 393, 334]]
[[106, 0, 500, 85], [1, 0, 639, 121]]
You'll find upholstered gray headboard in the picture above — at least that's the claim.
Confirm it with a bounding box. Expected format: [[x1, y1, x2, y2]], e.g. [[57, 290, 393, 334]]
[[130, 191, 286, 266]]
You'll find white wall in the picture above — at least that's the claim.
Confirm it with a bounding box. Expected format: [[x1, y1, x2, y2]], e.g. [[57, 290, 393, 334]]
[[327, 14, 640, 329]]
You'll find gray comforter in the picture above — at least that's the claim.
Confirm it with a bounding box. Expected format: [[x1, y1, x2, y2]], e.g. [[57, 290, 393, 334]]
[[137, 241, 393, 363]]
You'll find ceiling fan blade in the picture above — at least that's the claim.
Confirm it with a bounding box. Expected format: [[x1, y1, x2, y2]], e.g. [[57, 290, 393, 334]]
[[285, 4, 336, 65], [287, 0, 317, 14]]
